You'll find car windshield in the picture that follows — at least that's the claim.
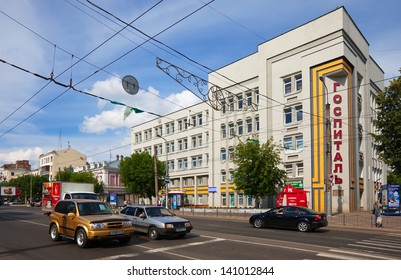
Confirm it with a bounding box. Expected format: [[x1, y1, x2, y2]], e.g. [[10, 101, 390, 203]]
[[145, 207, 173, 217], [78, 202, 113, 216]]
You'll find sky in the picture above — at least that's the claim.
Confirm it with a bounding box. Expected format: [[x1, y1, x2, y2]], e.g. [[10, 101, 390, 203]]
[[1, 0, 400, 170]]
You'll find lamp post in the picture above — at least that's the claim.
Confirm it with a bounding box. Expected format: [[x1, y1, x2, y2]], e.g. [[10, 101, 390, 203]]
[[320, 76, 332, 216], [157, 134, 169, 209]]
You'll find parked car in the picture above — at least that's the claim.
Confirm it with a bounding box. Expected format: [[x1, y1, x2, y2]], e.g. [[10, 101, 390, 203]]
[[119, 205, 193, 240], [30, 198, 42, 207], [48, 199, 134, 248], [249, 206, 328, 232]]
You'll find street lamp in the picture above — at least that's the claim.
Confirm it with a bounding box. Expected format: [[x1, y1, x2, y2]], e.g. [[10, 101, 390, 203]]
[[156, 134, 169, 209], [320, 76, 332, 216]]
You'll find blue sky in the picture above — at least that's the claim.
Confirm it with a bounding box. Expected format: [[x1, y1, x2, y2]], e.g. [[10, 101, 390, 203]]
[[1, 0, 400, 169]]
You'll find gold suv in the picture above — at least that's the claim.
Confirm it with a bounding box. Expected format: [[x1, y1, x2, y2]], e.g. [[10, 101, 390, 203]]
[[48, 199, 134, 248]]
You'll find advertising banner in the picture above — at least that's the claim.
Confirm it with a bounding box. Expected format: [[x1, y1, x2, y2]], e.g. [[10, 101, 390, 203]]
[[1, 186, 16, 196]]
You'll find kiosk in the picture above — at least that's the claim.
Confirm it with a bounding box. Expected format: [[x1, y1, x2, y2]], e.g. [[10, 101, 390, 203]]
[[380, 184, 400, 216]]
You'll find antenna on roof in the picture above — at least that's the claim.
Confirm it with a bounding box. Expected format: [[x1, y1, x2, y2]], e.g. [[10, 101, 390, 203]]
[[58, 128, 62, 150]]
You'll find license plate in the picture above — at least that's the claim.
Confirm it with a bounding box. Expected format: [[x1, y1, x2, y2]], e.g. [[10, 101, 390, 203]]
[[110, 230, 125, 235], [176, 228, 186, 232]]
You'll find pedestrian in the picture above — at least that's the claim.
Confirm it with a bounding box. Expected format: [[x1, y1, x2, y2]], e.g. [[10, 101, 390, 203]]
[[373, 200, 382, 227]]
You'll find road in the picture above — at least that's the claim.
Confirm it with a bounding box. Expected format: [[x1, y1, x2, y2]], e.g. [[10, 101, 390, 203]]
[[1, 206, 401, 260]]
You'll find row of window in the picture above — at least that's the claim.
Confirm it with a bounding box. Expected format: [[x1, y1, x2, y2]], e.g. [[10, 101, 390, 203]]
[[134, 111, 208, 144], [220, 88, 259, 114], [221, 116, 259, 139], [166, 154, 208, 172]]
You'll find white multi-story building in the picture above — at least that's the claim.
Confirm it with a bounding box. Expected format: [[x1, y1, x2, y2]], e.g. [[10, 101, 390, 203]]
[[130, 7, 387, 213]]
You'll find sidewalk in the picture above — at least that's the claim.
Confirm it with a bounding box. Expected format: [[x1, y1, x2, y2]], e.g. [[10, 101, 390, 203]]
[[176, 208, 401, 233], [328, 211, 401, 232]]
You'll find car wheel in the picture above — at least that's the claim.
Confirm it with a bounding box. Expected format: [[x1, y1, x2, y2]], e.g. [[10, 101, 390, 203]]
[[50, 224, 61, 241], [148, 227, 160, 240], [253, 218, 264, 228], [119, 236, 131, 244], [297, 221, 310, 232], [76, 228, 89, 248]]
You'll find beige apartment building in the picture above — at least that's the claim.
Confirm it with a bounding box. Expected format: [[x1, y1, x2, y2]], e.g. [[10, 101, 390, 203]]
[[39, 147, 87, 181], [130, 7, 387, 213]]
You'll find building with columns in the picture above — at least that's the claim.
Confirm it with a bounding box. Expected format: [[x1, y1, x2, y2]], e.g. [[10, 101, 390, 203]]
[[130, 6, 387, 213]]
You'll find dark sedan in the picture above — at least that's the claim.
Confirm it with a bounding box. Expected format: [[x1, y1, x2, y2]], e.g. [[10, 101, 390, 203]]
[[249, 206, 328, 232]]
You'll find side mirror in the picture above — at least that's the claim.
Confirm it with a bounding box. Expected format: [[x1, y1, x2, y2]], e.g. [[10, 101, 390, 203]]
[[67, 212, 76, 218]]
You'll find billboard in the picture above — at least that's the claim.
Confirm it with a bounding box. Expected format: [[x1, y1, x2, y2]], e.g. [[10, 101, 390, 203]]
[[1, 186, 16, 196]]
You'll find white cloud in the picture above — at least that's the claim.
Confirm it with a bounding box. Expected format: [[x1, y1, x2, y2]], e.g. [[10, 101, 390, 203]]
[[0, 147, 44, 168], [79, 76, 201, 133]]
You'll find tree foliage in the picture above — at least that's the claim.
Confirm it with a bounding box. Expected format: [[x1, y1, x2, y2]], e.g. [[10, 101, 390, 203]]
[[119, 152, 165, 202], [372, 74, 401, 175], [232, 137, 287, 199], [6, 174, 48, 200]]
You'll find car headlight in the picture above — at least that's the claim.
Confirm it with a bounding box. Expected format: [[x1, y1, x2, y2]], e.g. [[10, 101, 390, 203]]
[[124, 221, 132, 227], [185, 222, 192, 227], [165, 224, 174, 229], [91, 223, 105, 229]]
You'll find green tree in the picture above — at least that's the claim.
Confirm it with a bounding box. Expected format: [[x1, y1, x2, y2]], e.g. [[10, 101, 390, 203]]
[[7, 174, 48, 201], [372, 73, 401, 175], [70, 171, 104, 195], [387, 170, 401, 185], [119, 151, 165, 203], [232, 137, 287, 206]]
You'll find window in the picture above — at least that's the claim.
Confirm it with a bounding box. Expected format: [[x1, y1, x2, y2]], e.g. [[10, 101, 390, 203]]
[[183, 138, 188, 150], [221, 124, 227, 139], [192, 115, 197, 127], [246, 118, 252, 134], [295, 135, 304, 149], [284, 136, 293, 150], [178, 139, 183, 151], [221, 170, 226, 182], [221, 148, 227, 161], [165, 122, 174, 134], [284, 107, 292, 124], [237, 95, 243, 110], [255, 115, 260, 132], [192, 136, 197, 148], [246, 91, 252, 107], [179, 158, 188, 170], [198, 113, 203, 126], [295, 105, 303, 122], [228, 147, 234, 161], [296, 162, 304, 177], [168, 160, 174, 172], [284, 77, 292, 94], [283, 73, 302, 95], [284, 104, 303, 125], [229, 97, 234, 112], [191, 155, 203, 169], [284, 134, 304, 152], [295, 74, 302, 91], [229, 122, 235, 138], [285, 163, 293, 177], [237, 120, 243, 135]]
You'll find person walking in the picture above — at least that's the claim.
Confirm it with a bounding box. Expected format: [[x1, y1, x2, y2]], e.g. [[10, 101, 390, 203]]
[[373, 200, 382, 227]]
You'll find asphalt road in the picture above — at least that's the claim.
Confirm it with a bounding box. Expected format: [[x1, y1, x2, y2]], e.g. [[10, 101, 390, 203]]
[[1, 205, 401, 260]]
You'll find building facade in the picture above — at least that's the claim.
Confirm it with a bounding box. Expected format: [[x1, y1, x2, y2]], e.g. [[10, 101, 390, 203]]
[[74, 155, 134, 206], [130, 7, 387, 213], [39, 147, 87, 181]]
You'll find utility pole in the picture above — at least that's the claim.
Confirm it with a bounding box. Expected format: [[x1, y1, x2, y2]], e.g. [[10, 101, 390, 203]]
[[320, 76, 332, 216], [153, 145, 158, 206]]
